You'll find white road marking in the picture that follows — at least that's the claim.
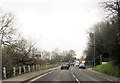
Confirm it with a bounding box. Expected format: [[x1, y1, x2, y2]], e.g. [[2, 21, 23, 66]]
[[30, 71, 53, 82], [71, 67, 80, 83], [73, 74, 75, 77], [76, 78, 80, 82]]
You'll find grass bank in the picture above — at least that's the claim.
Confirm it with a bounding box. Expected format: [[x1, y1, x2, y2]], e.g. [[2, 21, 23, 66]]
[[40, 65, 59, 70], [93, 63, 120, 77]]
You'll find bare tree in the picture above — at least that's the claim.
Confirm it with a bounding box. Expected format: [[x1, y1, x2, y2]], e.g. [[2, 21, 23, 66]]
[[102, 0, 120, 23], [0, 12, 16, 45], [13, 38, 38, 65]]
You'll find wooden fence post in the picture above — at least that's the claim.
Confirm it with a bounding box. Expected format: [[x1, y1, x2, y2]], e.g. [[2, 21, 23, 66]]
[[28, 65, 30, 72], [3, 67, 6, 79], [13, 67, 16, 76], [19, 66, 21, 75], [23, 66, 26, 73]]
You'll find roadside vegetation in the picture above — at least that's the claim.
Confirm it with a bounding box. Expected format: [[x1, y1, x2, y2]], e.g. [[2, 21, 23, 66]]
[[40, 65, 59, 70], [0, 9, 75, 79], [83, 0, 120, 77], [93, 63, 120, 77]]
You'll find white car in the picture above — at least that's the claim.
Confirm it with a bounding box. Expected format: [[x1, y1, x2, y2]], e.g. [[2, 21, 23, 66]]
[[75, 61, 79, 66], [79, 63, 86, 69]]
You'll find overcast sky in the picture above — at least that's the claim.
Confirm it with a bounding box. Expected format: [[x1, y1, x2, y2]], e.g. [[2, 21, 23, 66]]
[[0, 0, 103, 58]]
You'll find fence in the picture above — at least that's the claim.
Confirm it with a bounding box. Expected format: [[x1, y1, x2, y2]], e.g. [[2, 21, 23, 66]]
[[2, 64, 53, 79]]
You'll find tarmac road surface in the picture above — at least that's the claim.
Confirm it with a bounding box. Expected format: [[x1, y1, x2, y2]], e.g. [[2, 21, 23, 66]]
[[31, 66, 114, 83]]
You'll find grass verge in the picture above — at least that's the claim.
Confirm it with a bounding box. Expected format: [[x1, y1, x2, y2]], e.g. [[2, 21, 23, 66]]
[[40, 65, 59, 70], [93, 63, 120, 77]]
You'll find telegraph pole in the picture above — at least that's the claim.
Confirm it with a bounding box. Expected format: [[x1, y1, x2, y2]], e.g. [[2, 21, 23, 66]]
[[89, 33, 96, 67], [93, 33, 95, 67]]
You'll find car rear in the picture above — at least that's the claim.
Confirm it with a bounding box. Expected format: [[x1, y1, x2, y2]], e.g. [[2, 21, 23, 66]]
[[79, 63, 86, 69], [61, 63, 70, 70]]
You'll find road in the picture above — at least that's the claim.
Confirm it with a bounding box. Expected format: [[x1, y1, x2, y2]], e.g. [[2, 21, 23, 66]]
[[31, 66, 113, 83]]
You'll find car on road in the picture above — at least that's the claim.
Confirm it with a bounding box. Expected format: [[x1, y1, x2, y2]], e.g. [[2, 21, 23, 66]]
[[70, 62, 74, 66], [61, 62, 70, 70], [79, 63, 86, 69], [75, 60, 80, 66]]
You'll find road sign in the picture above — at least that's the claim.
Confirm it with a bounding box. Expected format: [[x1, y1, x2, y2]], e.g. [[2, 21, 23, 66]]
[[60, 59, 62, 62], [34, 51, 41, 55], [34, 51, 41, 58]]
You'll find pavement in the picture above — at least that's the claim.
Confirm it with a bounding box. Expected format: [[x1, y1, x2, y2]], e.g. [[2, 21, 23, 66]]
[[2, 66, 60, 83]]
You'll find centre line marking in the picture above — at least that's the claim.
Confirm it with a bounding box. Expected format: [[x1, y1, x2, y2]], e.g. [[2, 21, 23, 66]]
[[71, 67, 80, 83]]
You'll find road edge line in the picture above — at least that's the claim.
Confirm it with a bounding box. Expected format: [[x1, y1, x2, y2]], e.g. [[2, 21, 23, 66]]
[[30, 71, 54, 81], [20, 67, 60, 83]]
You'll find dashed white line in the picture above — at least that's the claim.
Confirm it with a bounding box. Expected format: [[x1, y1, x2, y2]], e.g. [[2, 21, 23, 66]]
[[71, 67, 80, 83], [73, 74, 75, 77], [76, 78, 80, 83]]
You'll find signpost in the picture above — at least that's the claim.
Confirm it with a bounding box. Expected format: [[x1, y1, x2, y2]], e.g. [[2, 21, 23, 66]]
[[34, 51, 41, 64], [34, 51, 41, 56], [60, 59, 62, 62]]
